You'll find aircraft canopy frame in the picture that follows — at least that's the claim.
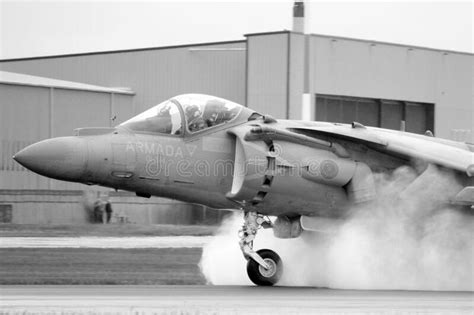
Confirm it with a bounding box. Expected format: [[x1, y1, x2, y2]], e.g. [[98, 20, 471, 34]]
[[119, 94, 251, 136]]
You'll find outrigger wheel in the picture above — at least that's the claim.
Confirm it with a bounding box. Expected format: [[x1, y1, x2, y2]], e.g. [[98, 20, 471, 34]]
[[246, 249, 283, 286]]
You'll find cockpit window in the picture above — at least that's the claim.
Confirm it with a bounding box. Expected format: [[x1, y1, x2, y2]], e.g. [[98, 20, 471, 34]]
[[120, 94, 247, 135], [120, 100, 182, 135], [174, 94, 241, 133]]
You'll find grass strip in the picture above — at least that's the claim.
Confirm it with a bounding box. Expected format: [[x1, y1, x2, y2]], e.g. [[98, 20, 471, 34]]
[[0, 248, 205, 285]]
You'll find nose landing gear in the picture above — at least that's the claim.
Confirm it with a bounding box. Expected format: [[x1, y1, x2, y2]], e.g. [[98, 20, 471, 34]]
[[239, 212, 283, 286], [247, 249, 282, 286]]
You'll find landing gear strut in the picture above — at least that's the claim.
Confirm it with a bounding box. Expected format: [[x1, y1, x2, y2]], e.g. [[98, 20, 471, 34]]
[[239, 212, 283, 286]]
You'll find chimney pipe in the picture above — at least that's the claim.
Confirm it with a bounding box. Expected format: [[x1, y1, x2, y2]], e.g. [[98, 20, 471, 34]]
[[293, 1, 305, 33]]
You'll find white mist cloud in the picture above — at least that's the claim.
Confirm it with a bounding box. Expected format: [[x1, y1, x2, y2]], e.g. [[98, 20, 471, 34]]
[[200, 165, 474, 290]]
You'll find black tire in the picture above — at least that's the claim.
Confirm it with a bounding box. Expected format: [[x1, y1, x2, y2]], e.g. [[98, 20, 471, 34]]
[[246, 249, 283, 286]]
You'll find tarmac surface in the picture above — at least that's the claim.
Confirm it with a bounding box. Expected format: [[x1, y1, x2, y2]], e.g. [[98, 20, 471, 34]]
[[0, 236, 212, 248], [1, 285, 473, 315]]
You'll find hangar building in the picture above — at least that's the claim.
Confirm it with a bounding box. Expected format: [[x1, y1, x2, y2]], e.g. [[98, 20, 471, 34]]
[[1, 30, 473, 224]]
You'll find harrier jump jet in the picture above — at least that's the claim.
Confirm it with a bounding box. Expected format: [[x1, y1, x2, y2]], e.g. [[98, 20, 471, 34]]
[[14, 94, 474, 286]]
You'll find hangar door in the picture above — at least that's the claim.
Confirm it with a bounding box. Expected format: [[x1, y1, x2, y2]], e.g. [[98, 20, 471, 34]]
[[315, 94, 434, 134]]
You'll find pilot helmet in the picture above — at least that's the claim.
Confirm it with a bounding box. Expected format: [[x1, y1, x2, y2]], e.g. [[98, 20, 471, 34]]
[[186, 105, 201, 118]]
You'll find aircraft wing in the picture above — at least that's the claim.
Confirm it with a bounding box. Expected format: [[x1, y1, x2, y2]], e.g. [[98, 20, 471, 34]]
[[289, 123, 474, 176], [244, 120, 474, 177]]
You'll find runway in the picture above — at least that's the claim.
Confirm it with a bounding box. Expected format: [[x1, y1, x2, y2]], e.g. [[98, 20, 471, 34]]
[[1, 286, 473, 315], [0, 236, 212, 248]]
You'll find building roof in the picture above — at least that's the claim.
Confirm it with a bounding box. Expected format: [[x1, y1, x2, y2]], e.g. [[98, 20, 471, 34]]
[[310, 33, 474, 56], [245, 30, 474, 56], [0, 40, 246, 62], [0, 71, 135, 95], [0, 31, 471, 62]]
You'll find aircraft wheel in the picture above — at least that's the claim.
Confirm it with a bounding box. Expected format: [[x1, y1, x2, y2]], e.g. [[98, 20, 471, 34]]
[[246, 249, 283, 286]]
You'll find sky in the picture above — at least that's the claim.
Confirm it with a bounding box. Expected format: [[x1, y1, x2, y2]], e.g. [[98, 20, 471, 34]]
[[0, 0, 472, 60]]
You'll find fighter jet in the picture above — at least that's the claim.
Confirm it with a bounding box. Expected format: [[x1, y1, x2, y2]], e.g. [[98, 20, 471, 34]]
[[13, 94, 474, 286]]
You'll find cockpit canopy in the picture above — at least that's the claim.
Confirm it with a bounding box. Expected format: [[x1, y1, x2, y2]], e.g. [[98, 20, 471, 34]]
[[120, 94, 251, 135]]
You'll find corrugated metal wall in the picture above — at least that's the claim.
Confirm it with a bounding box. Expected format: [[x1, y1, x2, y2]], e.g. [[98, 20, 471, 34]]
[[113, 94, 135, 125], [0, 84, 50, 141], [1, 84, 51, 190], [309, 35, 473, 142], [1, 34, 471, 141], [0, 41, 246, 225], [53, 89, 110, 136], [0, 190, 217, 225], [0, 42, 247, 115], [247, 32, 472, 143], [0, 82, 134, 190], [288, 33, 305, 120], [246, 33, 289, 118]]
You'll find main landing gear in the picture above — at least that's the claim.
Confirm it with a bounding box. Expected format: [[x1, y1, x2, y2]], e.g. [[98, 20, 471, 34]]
[[239, 211, 283, 286]]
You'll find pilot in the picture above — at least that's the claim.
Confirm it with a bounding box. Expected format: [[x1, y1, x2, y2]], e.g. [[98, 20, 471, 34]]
[[152, 104, 173, 133], [206, 112, 219, 127], [186, 105, 206, 132], [203, 99, 225, 127]]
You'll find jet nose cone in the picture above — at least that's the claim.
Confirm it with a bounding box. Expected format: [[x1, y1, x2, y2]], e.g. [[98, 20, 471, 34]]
[[14, 137, 87, 182]]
